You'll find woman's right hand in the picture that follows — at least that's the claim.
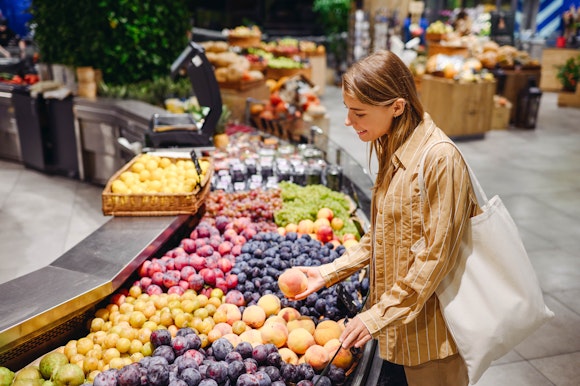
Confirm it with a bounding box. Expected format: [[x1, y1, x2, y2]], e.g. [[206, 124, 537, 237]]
[[289, 266, 326, 301]]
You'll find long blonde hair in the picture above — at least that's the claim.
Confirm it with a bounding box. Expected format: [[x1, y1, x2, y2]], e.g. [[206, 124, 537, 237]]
[[342, 50, 424, 188]]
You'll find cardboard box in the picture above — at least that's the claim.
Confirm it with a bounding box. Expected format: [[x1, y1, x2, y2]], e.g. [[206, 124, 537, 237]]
[[420, 75, 495, 138]]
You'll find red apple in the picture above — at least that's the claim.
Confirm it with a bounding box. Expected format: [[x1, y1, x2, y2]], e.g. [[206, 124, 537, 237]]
[[200, 268, 216, 287], [180, 266, 196, 281], [162, 271, 180, 288], [182, 238, 196, 253], [317, 207, 334, 221], [226, 274, 239, 289], [139, 276, 152, 289], [218, 241, 233, 256], [189, 254, 206, 271], [146, 284, 163, 295], [231, 244, 242, 256], [197, 244, 214, 257], [188, 273, 204, 291], [174, 254, 190, 270], [223, 228, 238, 241], [139, 260, 151, 277], [168, 285, 185, 295], [151, 271, 164, 286], [178, 280, 190, 290], [215, 277, 228, 294]]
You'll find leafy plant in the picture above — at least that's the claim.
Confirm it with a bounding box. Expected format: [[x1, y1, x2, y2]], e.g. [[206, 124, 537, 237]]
[[30, 0, 191, 85], [556, 55, 580, 92], [98, 76, 192, 107]]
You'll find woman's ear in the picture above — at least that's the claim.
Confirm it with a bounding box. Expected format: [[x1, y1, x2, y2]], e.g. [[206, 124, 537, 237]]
[[393, 98, 406, 117]]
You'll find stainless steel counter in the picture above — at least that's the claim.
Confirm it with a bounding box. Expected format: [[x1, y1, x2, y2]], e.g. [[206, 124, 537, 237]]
[[0, 212, 202, 370]]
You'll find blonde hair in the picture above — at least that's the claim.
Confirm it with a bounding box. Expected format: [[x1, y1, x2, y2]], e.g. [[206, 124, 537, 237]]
[[342, 50, 424, 188]]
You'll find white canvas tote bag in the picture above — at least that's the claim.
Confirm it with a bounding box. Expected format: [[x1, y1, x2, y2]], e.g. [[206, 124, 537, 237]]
[[418, 140, 554, 384]]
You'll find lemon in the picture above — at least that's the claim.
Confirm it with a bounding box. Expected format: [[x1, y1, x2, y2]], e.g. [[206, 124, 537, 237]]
[[130, 162, 145, 173], [138, 169, 151, 182], [159, 157, 172, 168], [145, 159, 159, 172]]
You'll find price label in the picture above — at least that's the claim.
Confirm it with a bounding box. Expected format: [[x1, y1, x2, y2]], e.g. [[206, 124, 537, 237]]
[[190, 149, 202, 176]]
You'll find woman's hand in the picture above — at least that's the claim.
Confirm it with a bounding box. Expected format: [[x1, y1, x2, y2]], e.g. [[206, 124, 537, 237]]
[[339, 315, 372, 350], [289, 266, 326, 301]]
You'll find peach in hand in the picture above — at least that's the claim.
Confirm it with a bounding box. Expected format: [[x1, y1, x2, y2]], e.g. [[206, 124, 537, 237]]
[[278, 268, 308, 298]]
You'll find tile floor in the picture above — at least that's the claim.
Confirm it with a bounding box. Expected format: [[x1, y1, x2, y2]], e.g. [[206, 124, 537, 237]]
[[0, 87, 579, 385]]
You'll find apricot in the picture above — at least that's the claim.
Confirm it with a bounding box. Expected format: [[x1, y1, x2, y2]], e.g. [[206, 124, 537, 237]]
[[285, 223, 298, 233], [260, 321, 288, 348], [242, 305, 267, 329], [213, 322, 233, 336], [317, 207, 334, 221], [278, 268, 308, 298], [297, 219, 315, 234], [217, 303, 242, 325], [257, 294, 281, 317], [313, 320, 342, 346], [313, 217, 331, 232], [222, 333, 241, 348], [287, 317, 316, 335], [324, 338, 354, 369], [304, 344, 330, 371], [278, 347, 299, 365], [287, 327, 315, 355], [264, 315, 286, 326], [278, 307, 301, 323], [239, 329, 263, 346]]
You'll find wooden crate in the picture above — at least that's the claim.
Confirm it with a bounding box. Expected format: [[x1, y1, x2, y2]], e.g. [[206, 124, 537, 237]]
[[539, 48, 580, 92], [220, 81, 271, 122], [420, 75, 496, 138], [557, 85, 580, 108], [427, 43, 469, 58]]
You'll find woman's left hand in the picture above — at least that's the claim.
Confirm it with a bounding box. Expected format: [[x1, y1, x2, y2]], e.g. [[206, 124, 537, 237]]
[[339, 315, 372, 350]]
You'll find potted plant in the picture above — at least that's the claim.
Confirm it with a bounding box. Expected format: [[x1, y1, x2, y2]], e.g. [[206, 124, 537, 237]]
[[556, 55, 580, 92]]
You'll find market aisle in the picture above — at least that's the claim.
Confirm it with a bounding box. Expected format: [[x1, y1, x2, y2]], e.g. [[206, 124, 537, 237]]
[[0, 87, 579, 385]]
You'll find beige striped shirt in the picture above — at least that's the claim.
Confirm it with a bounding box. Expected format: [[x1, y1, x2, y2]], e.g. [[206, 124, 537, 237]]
[[319, 113, 478, 366]]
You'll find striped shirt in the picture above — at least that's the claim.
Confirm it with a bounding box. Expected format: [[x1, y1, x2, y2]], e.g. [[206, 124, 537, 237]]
[[319, 113, 478, 366]]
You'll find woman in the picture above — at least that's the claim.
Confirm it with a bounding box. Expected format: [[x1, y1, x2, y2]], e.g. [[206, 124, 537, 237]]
[[291, 51, 479, 385]]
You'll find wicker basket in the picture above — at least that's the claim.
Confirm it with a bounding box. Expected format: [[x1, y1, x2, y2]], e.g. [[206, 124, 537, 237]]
[[102, 155, 213, 216]]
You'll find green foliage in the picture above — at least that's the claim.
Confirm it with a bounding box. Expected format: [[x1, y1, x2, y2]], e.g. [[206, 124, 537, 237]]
[[30, 0, 191, 85], [98, 76, 192, 107], [556, 55, 580, 92], [312, 0, 351, 35]]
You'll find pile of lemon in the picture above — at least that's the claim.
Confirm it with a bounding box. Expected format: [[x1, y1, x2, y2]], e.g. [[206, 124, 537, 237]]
[[110, 153, 210, 195]]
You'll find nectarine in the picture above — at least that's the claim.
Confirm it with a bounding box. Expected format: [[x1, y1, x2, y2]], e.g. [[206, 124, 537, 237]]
[[278, 268, 308, 298], [313, 320, 342, 346], [303, 344, 330, 371], [287, 327, 315, 355]]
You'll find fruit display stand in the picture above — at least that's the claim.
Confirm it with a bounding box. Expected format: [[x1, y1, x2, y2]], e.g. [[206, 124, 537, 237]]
[[497, 67, 542, 122], [420, 75, 496, 138], [557, 83, 580, 108], [0, 128, 388, 385], [539, 48, 580, 91], [220, 81, 271, 122]]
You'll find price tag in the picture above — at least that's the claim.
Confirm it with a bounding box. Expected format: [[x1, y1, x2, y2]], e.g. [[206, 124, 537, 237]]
[[190, 149, 202, 176]]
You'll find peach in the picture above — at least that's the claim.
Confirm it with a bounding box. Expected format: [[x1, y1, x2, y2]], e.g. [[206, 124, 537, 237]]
[[260, 321, 288, 348], [285, 223, 298, 233], [303, 344, 330, 371], [313, 320, 342, 346], [277, 227, 286, 236], [239, 329, 262, 346], [313, 217, 331, 232], [213, 322, 233, 336], [324, 338, 354, 369], [287, 317, 316, 335], [278, 307, 301, 323], [278, 268, 308, 298], [287, 327, 315, 355], [257, 294, 281, 317], [297, 219, 314, 234], [264, 315, 286, 326], [330, 217, 344, 231], [342, 233, 357, 242], [342, 238, 359, 249], [317, 207, 334, 221], [217, 303, 242, 325], [222, 333, 241, 348], [278, 347, 299, 365], [242, 305, 266, 329]]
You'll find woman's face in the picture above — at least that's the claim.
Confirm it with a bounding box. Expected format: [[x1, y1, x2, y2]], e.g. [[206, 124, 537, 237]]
[[343, 91, 396, 142]]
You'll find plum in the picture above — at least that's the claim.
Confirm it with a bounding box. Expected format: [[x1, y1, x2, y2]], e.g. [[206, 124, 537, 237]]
[[169, 380, 188, 386], [296, 363, 315, 381], [311, 375, 331, 386], [185, 334, 202, 351], [172, 335, 191, 357], [117, 364, 141, 386], [225, 352, 243, 363], [212, 338, 234, 361], [151, 329, 173, 348], [243, 358, 258, 374], [154, 345, 176, 364], [280, 364, 299, 383], [198, 379, 218, 386], [234, 342, 253, 359], [235, 373, 259, 386], [205, 361, 228, 384], [183, 349, 205, 366], [271, 382, 285, 386], [174, 355, 199, 374], [227, 361, 245, 382], [147, 364, 170, 386], [296, 381, 313, 386], [180, 368, 202, 386], [93, 369, 119, 386], [262, 366, 280, 382], [251, 345, 268, 365], [254, 371, 271, 386], [265, 352, 282, 368], [176, 327, 196, 337], [327, 365, 346, 384]]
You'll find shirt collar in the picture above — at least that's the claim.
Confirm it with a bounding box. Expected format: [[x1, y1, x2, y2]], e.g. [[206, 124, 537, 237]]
[[390, 112, 436, 172]]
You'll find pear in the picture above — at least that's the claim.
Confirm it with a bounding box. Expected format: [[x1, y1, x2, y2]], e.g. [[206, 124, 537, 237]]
[[0, 366, 15, 386], [52, 364, 84, 386], [39, 352, 69, 380], [14, 367, 42, 381]]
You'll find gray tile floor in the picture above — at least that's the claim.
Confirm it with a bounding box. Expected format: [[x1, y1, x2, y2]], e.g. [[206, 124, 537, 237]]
[[1, 87, 579, 385]]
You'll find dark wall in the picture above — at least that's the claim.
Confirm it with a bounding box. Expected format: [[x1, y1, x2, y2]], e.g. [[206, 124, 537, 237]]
[[193, 0, 324, 38]]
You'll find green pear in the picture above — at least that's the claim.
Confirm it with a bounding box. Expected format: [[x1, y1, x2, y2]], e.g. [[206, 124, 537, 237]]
[[14, 367, 43, 381], [12, 379, 44, 386], [0, 366, 15, 386], [52, 364, 84, 386], [39, 352, 69, 380]]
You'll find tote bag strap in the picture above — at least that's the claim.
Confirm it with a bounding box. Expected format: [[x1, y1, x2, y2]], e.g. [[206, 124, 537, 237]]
[[418, 140, 488, 230]]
